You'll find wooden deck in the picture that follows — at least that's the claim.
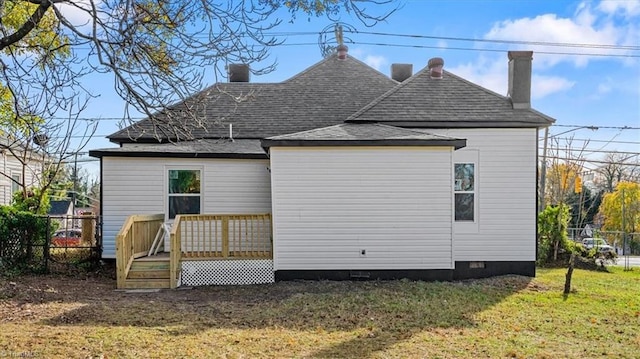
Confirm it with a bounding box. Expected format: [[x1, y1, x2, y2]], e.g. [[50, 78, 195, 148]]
[[116, 213, 273, 289]]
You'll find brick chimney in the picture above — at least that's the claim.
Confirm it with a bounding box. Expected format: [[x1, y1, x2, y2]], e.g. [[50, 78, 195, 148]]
[[391, 64, 413, 82], [508, 51, 533, 109], [228, 64, 250, 82]]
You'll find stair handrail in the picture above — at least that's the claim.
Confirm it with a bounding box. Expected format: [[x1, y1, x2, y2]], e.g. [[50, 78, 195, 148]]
[[115, 213, 165, 289], [170, 215, 182, 289]]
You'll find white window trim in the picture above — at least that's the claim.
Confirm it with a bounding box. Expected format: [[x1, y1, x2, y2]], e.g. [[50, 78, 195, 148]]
[[11, 172, 21, 195], [165, 166, 204, 222], [453, 149, 479, 234]]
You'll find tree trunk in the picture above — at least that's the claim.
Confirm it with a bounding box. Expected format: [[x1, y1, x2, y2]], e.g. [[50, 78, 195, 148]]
[[564, 253, 575, 295]]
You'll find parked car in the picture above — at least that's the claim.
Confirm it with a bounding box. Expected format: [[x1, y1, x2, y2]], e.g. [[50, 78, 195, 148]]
[[581, 238, 614, 254], [52, 228, 82, 246]]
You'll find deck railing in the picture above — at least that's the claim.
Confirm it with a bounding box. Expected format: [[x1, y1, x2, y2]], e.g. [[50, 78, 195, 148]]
[[169, 213, 272, 288], [116, 213, 272, 289], [115, 214, 164, 288]]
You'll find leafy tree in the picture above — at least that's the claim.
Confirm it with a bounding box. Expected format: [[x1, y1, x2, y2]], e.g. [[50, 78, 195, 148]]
[[0, 0, 396, 141], [566, 187, 602, 229], [599, 181, 640, 234], [538, 204, 571, 264], [48, 163, 98, 209], [0, 1, 95, 210], [545, 163, 582, 206], [11, 186, 50, 215]]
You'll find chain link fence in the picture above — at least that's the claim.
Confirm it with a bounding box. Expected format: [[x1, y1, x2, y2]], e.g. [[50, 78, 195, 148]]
[[0, 214, 102, 274], [568, 227, 639, 255]]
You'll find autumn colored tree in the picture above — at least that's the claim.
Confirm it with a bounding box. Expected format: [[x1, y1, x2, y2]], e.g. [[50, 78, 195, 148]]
[[544, 163, 582, 206], [599, 181, 640, 234]]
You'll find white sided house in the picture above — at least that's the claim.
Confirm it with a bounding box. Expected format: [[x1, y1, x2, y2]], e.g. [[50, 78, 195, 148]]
[[0, 138, 44, 206], [90, 51, 553, 289]]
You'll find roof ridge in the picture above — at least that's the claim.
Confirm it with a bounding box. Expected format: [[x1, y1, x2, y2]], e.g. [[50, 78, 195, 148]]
[[282, 55, 335, 83], [346, 64, 555, 125], [370, 123, 455, 137], [443, 70, 554, 123], [282, 53, 393, 84], [345, 65, 429, 122]]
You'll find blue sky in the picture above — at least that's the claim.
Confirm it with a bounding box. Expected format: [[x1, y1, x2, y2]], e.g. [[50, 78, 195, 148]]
[[75, 0, 640, 176]]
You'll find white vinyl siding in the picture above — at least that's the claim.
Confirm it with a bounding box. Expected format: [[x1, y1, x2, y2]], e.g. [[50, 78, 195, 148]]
[[435, 128, 537, 261], [0, 153, 41, 206], [101, 157, 271, 258], [270, 146, 453, 271]]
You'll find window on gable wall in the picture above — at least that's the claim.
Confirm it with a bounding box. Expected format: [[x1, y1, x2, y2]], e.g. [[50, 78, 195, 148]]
[[168, 169, 201, 219], [454, 163, 475, 221]]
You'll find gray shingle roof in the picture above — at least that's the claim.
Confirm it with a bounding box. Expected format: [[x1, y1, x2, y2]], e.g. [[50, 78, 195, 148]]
[[346, 66, 555, 128], [48, 200, 72, 216], [261, 123, 466, 149], [89, 139, 266, 159], [107, 54, 396, 144]]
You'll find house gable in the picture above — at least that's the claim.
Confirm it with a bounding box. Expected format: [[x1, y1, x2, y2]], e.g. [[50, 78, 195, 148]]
[[346, 64, 554, 128], [49, 200, 72, 216], [106, 54, 396, 144]]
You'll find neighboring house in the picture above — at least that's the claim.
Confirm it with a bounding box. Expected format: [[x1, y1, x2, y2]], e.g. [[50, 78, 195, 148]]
[[0, 137, 44, 206], [90, 50, 553, 286], [48, 200, 74, 229]]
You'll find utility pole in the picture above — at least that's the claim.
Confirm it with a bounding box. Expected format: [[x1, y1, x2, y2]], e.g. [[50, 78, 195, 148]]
[[539, 127, 549, 212], [539, 126, 598, 212], [622, 188, 630, 271], [72, 152, 78, 216]]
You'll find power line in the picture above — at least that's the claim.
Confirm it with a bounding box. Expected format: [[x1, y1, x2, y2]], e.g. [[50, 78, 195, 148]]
[[551, 124, 640, 130], [544, 155, 640, 167], [64, 32, 640, 58], [539, 148, 640, 156], [540, 137, 640, 145], [305, 41, 640, 58], [351, 30, 640, 51]]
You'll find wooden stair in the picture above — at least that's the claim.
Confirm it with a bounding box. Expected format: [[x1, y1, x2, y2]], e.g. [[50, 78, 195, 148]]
[[124, 254, 171, 289]]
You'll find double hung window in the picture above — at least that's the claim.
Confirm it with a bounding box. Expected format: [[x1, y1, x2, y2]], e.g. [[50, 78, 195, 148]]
[[454, 163, 475, 222], [168, 169, 201, 219]]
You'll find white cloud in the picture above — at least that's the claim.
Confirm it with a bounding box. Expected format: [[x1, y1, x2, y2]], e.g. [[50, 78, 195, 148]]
[[349, 48, 388, 71], [597, 79, 613, 94], [531, 74, 575, 99], [448, 55, 574, 100], [55, 0, 95, 27], [364, 55, 387, 71], [483, 2, 636, 69], [447, 56, 508, 95], [597, 0, 640, 17]]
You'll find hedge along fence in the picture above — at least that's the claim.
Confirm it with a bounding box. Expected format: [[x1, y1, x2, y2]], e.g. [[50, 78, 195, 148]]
[[0, 206, 50, 273], [0, 207, 103, 275]]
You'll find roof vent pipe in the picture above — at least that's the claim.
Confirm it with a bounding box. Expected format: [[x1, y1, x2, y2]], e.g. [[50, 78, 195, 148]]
[[228, 64, 250, 82], [229, 123, 234, 141], [391, 64, 413, 82], [336, 44, 348, 60], [428, 57, 444, 79]]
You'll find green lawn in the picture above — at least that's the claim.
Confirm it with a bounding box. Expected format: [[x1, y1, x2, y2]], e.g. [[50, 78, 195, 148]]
[[1, 268, 639, 358]]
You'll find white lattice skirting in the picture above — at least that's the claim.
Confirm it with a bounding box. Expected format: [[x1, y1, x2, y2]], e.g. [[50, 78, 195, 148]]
[[181, 259, 274, 286]]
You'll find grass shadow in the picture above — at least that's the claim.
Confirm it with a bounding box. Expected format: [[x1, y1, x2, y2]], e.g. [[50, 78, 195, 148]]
[[23, 275, 532, 357]]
